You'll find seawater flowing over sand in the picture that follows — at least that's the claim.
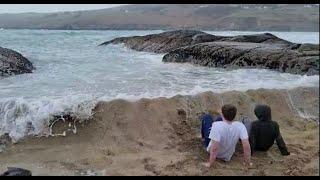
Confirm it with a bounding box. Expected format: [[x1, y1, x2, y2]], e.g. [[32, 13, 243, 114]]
[[0, 30, 319, 141]]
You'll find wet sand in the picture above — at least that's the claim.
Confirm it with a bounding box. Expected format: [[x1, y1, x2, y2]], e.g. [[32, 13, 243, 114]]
[[0, 87, 318, 176]]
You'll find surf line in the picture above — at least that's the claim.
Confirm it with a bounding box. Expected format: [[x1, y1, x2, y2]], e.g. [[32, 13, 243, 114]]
[[285, 90, 317, 122]]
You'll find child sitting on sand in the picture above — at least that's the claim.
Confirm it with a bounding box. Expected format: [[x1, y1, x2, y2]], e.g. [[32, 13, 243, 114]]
[[249, 104, 290, 156], [202, 104, 251, 168], [201, 110, 252, 148]]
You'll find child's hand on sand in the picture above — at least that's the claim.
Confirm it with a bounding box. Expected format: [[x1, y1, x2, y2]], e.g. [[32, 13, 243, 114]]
[[287, 152, 296, 157], [242, 162, 253, 172], [282, 151, 291, 156]]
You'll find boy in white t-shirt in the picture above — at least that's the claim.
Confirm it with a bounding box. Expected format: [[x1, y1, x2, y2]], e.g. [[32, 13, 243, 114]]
[[203, 104, 252, 168]]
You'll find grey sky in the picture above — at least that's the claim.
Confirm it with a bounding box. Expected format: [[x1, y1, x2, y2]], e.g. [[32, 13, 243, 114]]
[[0, 4, 127, 14]]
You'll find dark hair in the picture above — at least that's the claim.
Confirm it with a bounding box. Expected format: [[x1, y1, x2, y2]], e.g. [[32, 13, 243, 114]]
[[221, 104, 237, 121]]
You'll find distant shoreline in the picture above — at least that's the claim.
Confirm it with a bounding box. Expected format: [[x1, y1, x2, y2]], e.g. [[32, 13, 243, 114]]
[[1, 4, 318, 33], [1, 28, 319, 33]]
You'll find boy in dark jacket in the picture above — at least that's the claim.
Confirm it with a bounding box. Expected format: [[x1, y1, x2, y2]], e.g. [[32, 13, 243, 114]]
[[249, 104, 290, 156]]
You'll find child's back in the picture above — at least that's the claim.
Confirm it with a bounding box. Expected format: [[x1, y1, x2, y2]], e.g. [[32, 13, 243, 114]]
[[249, 104, 290, 155]]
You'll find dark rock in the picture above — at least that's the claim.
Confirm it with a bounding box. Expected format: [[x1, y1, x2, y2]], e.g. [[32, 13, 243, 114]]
[[177, 108, 187, 117], [0, 167, 32, 176], [100, 30, 319, 75], [297, 43, 319, 52], [0, 133, 12, 152], [163, 41, 319, 75], [0, 133, 11, 145], [289, 43, 302, 50], [100, 31, 295, 53], [221, 33, 292, 46], [99, 30, 224, 53], [0, 47, 35, 77]]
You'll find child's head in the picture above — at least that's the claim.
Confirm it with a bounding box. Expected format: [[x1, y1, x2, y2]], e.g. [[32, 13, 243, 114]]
[[221, 104, 237, 121], [254, 104, 272, 121]]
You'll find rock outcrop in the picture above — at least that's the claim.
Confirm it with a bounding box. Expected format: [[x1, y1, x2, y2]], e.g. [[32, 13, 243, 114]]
[[99, 30, 223, 53], [101, 30, 319, 75], [0, 167, 32, 176], [100, 30, 295, 53], [163, 41, 319, 75], [0, 47, 34, 77]]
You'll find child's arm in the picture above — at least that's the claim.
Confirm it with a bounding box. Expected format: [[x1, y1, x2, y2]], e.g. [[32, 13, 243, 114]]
[[241, 139, 252, 166], [249, 123, 256, 155], [275, 122, 290, 156], [203, 140, 219, 168]]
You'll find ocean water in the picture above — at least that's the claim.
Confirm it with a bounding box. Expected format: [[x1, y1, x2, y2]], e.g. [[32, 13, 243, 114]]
[[0, 29, 319, 141]]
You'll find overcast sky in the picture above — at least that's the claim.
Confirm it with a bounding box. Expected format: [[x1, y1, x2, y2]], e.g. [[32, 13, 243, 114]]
[[0, 4, 127, 14]]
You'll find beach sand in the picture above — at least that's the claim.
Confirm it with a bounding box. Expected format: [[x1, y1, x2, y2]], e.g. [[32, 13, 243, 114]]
[[0, 87, 318, 176]]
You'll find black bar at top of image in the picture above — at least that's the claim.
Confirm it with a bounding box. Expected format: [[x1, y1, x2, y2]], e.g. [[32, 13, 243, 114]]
[[1, 0, 320, 4]]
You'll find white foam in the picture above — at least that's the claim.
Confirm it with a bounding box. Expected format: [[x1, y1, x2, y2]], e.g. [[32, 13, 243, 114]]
[[0, 96, 97, 142]]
